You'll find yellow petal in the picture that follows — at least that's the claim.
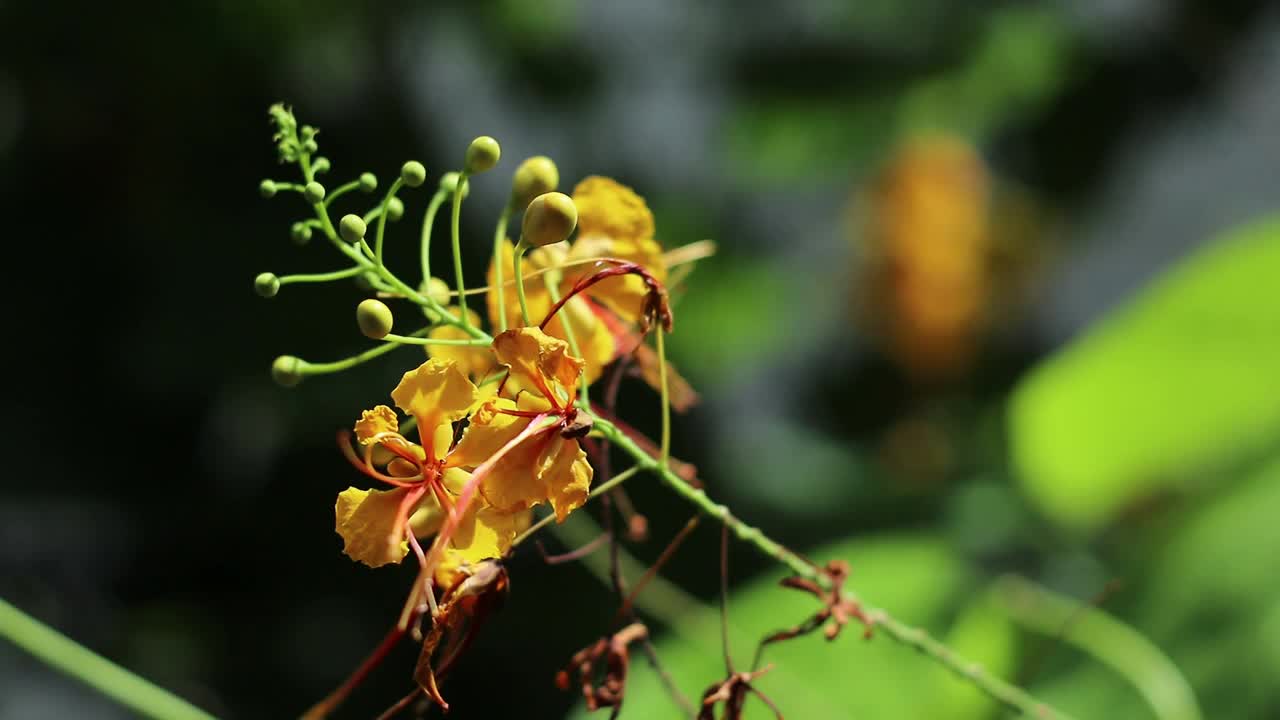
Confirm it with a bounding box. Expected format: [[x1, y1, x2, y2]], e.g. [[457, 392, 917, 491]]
[[354, 405, 399, 445], [536, 435, 593, 521], [335, 486, 423, 568], [390, 358, 479, 457], [572, 176, 655, 243], [446, 398, 527, 470], [492, 327, 584, 400], [433, 507, 530, 588], [426, 308, 496, 379]]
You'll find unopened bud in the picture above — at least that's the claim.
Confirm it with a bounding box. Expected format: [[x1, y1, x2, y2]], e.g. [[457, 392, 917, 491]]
[[254, 272, 280, 298], [386, 196, 404, 222], [312, 156, 331, 174], [440, 171, 469, 199], [271, 355, 304, 387], [358, 172, 377, 193], [400, 161, 427, 187], [357, 298, 394, 339], [521, 192, 577, 247], [303, 181, 325, 204], [510, 156, 559, 211], [290, 221, 312, 245], [258, 179, 277, 198], [339, 214, 366, 243], [421, 277, 452, 305], [464, 136, 500, 174]]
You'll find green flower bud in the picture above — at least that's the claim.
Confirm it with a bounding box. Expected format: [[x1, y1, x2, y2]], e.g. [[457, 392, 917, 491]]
[[357, 298, 395, 339], [271, 355, 304, 388], [303, 181, 325, 204], [465, 136, 501, 174], [510, 156, 559, 211], [254, 272, 280, 298], [400, 161, 427, 187], [312, 156, 331, 174], [420, 277, 452, 305], [290, 221, 313, 245], [386, 196, 404, 222], [521, 191, 577, 247], [258, 179, 278, 198], [339, 214, 367, 243], [440, 171, 469, 199], [359, 172, 378, 193]]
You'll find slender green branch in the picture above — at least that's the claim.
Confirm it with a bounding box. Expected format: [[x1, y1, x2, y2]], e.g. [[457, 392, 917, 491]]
[[322, 179, 361, 207], [493, 204, 512, 332], [585, 413, 1073, 720], [278, 266, 363, 286], [993, 575, 1200, 720], [512, 465, 642, 548], [420, 188, 449, 287], [449, 173, 472, 329], [380, 333, 489, 347], [655, 327, 671, 470], [298, 327, 432, 375], [0, 597, 218, 720], [514, 244, 531, 326], [373, 178, 405, 271]]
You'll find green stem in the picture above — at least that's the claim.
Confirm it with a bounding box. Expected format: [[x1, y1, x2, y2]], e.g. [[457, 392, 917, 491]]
[[298, 327, 432, 375], [513, 244, 531, 326], [511, 465, 642, 548], [493, 204, 512, 332], [585, 413, 1073, 720], [0, 596, 218, 720], [420, 188, 449, 286], [543, 277, 589, 404], [380, 333, 490, 347], [449, 173, 472, 329], [655, 326, 670, 470], [373, 178, 405, 271], [322, 179, 361, 207], [993, 575, 1200, 720], [278, 266, 363, 285]]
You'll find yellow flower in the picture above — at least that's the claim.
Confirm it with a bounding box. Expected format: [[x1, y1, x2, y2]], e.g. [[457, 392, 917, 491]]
[[333, 357, 528, 585], [449, 328, 594, 521]]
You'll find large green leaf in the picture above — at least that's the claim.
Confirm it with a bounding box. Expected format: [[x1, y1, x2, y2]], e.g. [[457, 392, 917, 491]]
[[566, 533, 1020, 719], [1010, 216, 1280, 530]]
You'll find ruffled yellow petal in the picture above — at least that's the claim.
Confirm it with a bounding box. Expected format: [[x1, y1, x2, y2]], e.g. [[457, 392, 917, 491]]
[[354, 405, 399, 445], [426, 308, 496, 379], [390, 358, 479, 457], [446, 398, 527, 470], [535, 434, 592, 521], [572, 176, 655, 243], [335, 486, 421, 568], [433, 506, 529, 587], [492, 327, 584, 400]]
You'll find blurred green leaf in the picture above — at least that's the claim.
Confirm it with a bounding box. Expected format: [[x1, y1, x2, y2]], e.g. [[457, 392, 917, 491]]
[[568, 534, 976, 719], [1010, 216, 1280, 530]]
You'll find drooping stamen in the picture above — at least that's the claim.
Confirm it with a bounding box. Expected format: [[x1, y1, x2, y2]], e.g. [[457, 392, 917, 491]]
[[539, 259, 664, 332], [339, 431, 423, 487]]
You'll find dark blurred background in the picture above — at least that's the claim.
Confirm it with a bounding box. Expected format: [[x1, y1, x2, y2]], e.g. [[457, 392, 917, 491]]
[[4, 1, 1280, 718]]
